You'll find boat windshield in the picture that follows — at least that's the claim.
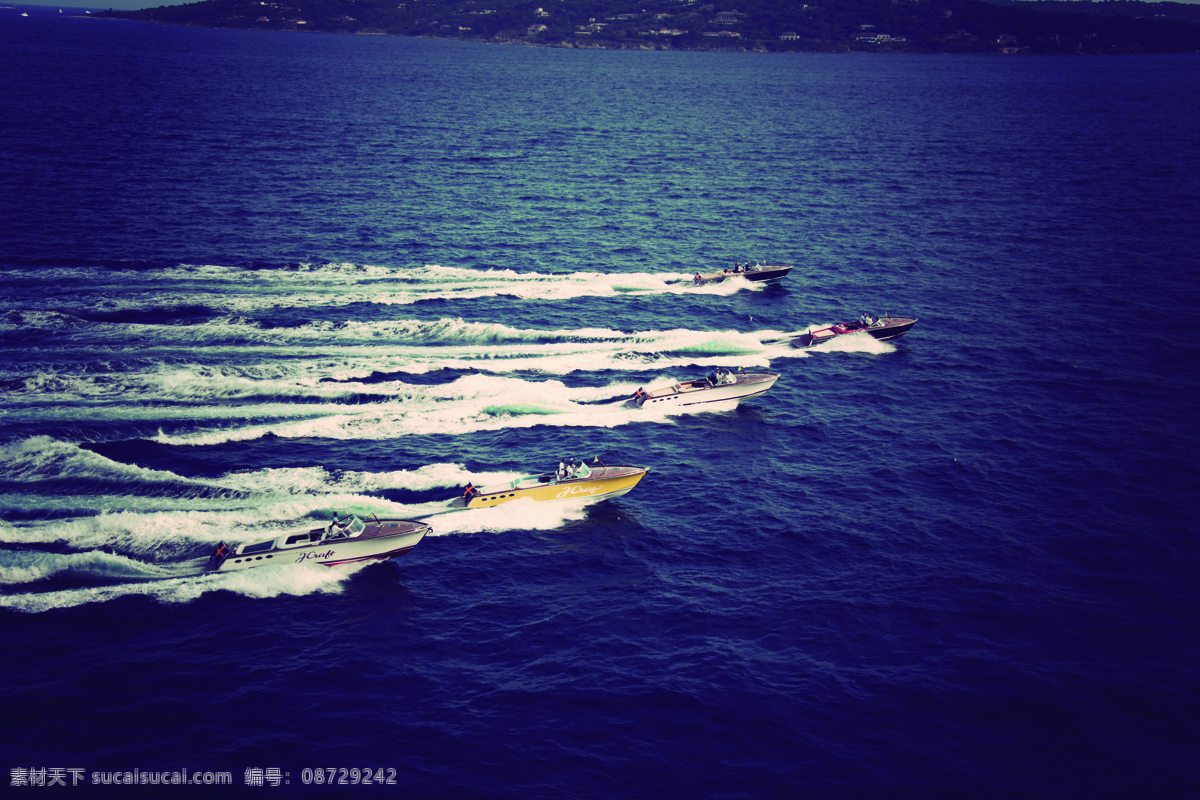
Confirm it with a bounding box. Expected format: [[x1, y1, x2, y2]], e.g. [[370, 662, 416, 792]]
[[573, 461, 592, 479], [327, 514, 365, 539]]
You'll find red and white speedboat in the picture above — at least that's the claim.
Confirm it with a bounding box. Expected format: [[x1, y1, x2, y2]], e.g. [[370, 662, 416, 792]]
[[789, 312, 918, 347], [204, 513, 429, 572]]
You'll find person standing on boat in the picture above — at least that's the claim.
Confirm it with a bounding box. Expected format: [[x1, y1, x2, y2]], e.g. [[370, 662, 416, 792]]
[[708, 366, 720, 386], [558, 458, 571, 481]]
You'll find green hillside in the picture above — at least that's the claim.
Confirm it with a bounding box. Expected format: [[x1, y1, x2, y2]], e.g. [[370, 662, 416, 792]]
[[100, 0, 1200, 54]]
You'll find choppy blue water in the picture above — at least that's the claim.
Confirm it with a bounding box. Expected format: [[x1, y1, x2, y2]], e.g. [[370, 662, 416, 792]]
[[3, 7, 1200, 797]]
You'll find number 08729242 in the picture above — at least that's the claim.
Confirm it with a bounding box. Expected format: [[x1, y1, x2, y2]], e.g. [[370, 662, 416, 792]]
[[299, 768, 397, 785]]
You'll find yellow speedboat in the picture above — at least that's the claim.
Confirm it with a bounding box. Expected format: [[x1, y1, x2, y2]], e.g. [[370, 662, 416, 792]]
[[451, 457, 650, 509]]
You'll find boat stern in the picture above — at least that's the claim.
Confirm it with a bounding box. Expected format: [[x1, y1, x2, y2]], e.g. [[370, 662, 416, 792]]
[[203, 541, 234, 572]]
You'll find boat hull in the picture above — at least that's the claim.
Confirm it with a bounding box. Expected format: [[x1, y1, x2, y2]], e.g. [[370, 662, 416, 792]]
[[744, 266, 791, 283], [866, 319, 917, 340], [627, 372, 778, 409], [457, 465, 649, 509], [210, 518, 430, 572]]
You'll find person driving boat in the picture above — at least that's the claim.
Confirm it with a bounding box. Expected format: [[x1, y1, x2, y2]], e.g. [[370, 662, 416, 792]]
[[707, 367, 735, 386], [555, 457, 593, 481], [326, 514, 351, 540]]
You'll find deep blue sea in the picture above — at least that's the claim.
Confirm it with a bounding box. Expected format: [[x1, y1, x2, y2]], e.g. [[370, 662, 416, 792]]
[[3, 5, 1200, 797]]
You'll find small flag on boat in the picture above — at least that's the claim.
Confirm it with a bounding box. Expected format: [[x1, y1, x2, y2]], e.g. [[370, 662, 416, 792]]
[[205, 540, 232, 571]]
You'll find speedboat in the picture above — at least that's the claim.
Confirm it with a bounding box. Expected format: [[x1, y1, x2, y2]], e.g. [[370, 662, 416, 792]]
[[204, 513, 429, 572], [688, 260, 792, 286], [451, 457, 649, 509], [625, 367, 778, 409], [788, 312, 918, 347]]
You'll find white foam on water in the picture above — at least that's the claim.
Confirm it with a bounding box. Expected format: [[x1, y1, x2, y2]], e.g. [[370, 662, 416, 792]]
[[0, 548, 184, 585], [208, 461, 476, 496], [802, 329, 898, 354], [0, 437, 206, 487], [0, 263, 770, 318], [2, 321, 791, 438], [426, 497, 591, 535], [144, 373, 657, 446], [0, 560, 369, 614]]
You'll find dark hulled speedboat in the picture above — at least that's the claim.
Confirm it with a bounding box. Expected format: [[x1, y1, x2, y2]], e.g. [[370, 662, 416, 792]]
[[688, 260, 791, 286]]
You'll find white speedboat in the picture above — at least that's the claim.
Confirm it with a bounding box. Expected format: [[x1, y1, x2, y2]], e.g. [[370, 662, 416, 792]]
[[625, 367, 778, 409], [204, 513, 429, 572]]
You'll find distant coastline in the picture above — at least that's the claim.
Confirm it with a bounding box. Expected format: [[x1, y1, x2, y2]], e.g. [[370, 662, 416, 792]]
[[97, 0, 1200, 55]]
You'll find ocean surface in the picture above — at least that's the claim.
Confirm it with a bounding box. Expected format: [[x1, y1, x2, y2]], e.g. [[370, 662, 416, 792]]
[[3, 6, 1199, 797]]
